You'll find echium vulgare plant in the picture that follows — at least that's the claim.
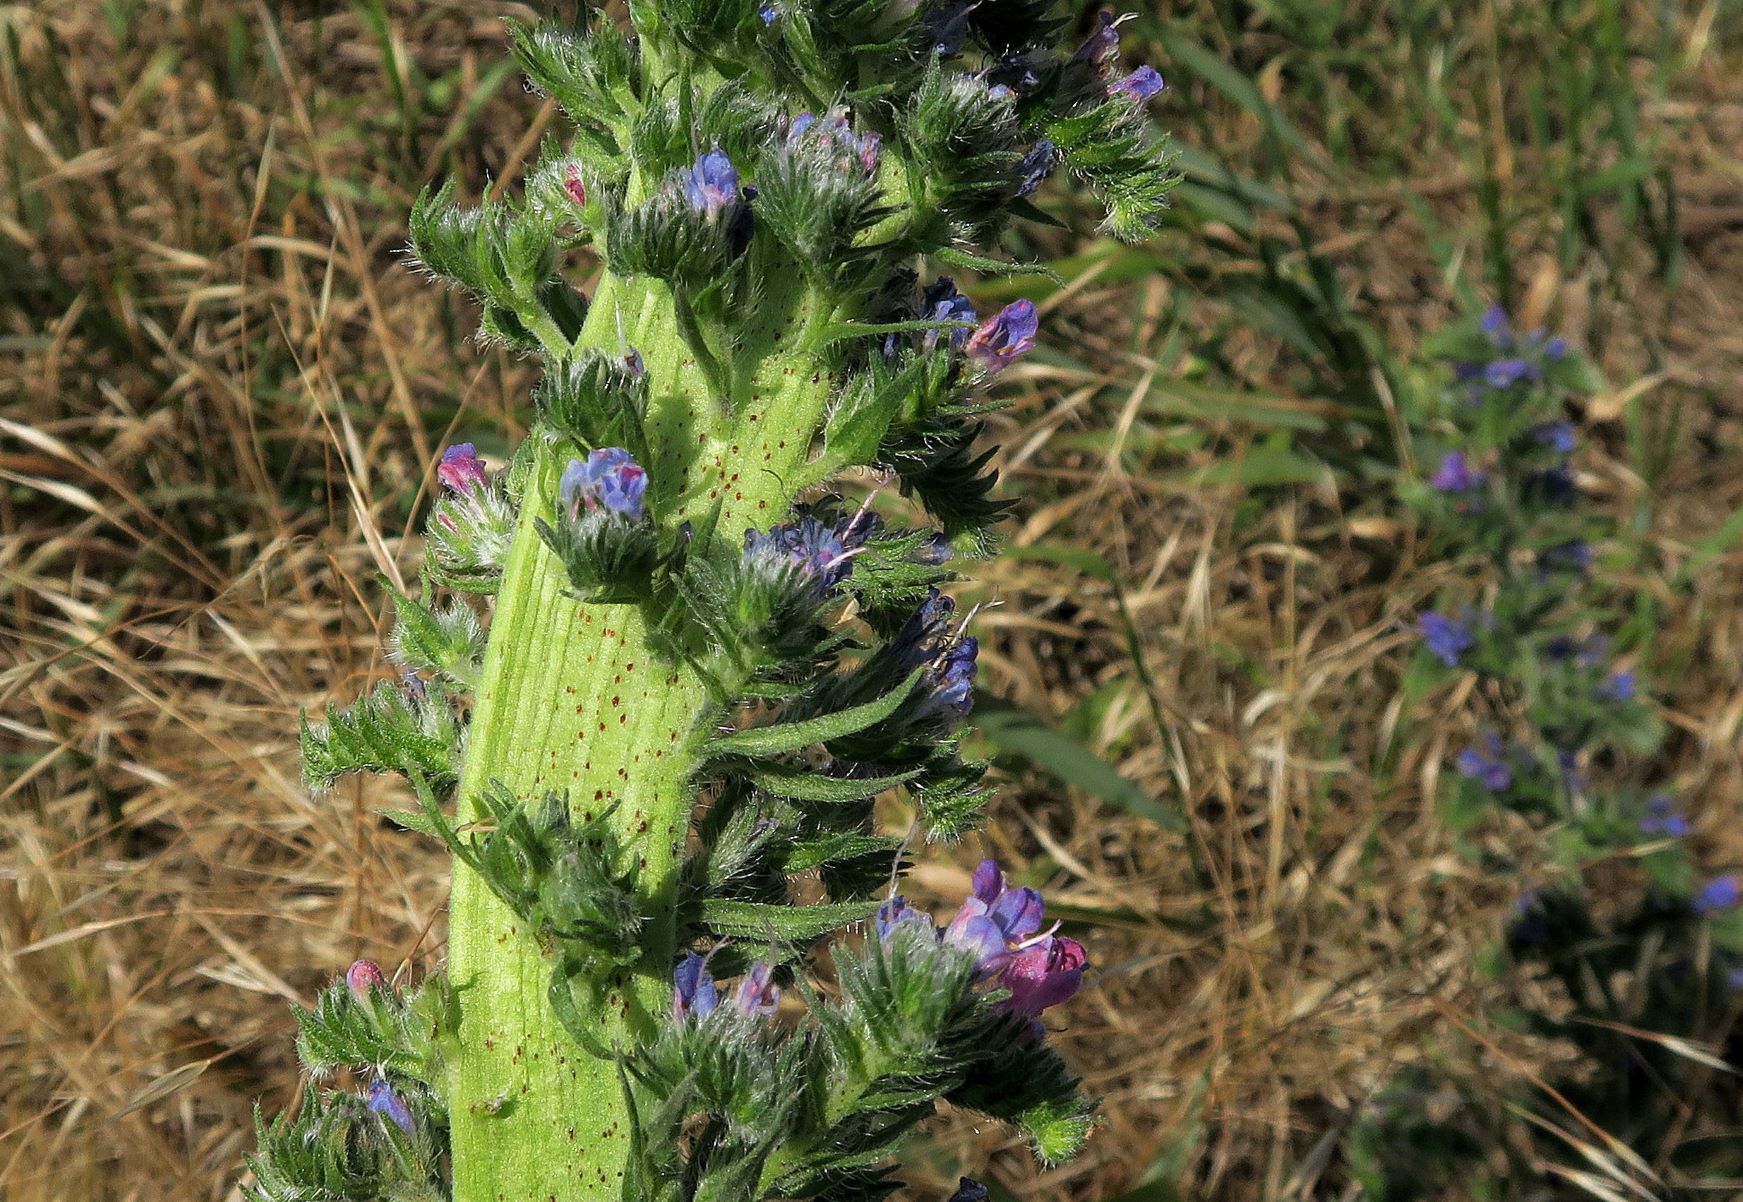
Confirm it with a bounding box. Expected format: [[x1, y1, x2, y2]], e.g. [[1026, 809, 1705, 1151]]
[[1350, 309, 1743, 1198], [246, 4, 1176, 1201]]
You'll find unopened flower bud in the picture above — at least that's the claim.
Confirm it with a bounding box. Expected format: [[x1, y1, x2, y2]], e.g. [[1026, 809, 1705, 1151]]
[[731, 961, 781, 1017], [346, 958, 386, 998]]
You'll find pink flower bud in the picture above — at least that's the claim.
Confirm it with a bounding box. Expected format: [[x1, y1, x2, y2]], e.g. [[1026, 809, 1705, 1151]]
[[437, 443, 487, 493], [346, 958, 387, 998]]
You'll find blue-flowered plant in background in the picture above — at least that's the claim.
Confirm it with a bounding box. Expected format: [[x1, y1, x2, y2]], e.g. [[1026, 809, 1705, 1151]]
[[246, 2, 1177, 1200], [1348, 307, 1743, 1200]]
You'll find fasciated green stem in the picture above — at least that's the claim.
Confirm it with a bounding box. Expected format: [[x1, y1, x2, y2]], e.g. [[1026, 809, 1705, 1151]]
[[447, 270, 836, 1202]]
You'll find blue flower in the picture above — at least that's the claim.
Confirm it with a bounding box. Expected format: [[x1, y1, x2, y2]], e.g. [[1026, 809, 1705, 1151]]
[[1109, 65, 1165, 102], [1456, 732, 1512, 792], [672, 951, 719, 1023], [1430, 451, 1483, 494], [1639, 795, 1689, 838], [916, 532, 954, 565], [965, 299, 1039, 371], [1540, 541, 1592, 573], [943, 859, 1046, 977], [875, 895, 937, 942], [1014, 138, 1058, 198], [560, 447, 647, 519], [922, 276, 977, 350], [1460, 307, 1565, 394], [1418, 610, 1475, 667], [1693, 875, 1740, 916], [1532, 421, 1576, 454], [917, 634, 977, 723], [1524, 466, 1579, 506], [1598, 670, 1635, 702], [1479, 304, 1511, 345], [759, 2, 780, 21], [1484, 357, 1537, 389], [743, 516, 854, 592], [366, 1079, 416, 1136], [948, 1180, 990, 1202], [683, 149, 741, 219]]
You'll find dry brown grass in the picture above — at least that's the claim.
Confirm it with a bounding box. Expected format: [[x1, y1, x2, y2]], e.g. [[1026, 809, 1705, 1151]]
[[5, 2, 1743, 1200]]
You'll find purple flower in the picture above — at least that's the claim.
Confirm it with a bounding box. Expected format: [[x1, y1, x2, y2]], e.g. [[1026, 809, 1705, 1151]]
[[346, 959, 386, 998], [1484, 357, 1535, 389], [1640, 795, 1689, 838], [917, 635, 977, 724], [437, 443, 487, 493], [1540, 541, 1591, 573], [923, 277, 978, 351], [672, 951, 720, 1023], [1014, 138, 1058, 198], [787, 111, 882, 175], [948, 1180, 990, 1202], [1072, 10, 1122, 70], [1693, 875, 1740, 916], [744, 516, 854, 592], [1532, 421, 1576, 454], [944, 859, 1046, 977], [1598, 670, 1635, 702], [923, 2, 973, 55], [1555, 744, 1584, 793], [1456, 732, 1512, 792], [1430, 451, 1483, 494], [731, 961, 781, 1017], [965, 299, 1039, 372], [560, 447, 647, 519], [1524, 466, 1579, 505], [366, 1079, 415, 1136], [998, 932, 1088, 1017], [875, 895, 937, 942], [1479, 304, 1512, 346], [1109, 65, 1165, 102], [683, 150, 741, 219], [917, 532, 954, 565], [1544, 336, 1568, 361], [1418, 610, 1475, 667]]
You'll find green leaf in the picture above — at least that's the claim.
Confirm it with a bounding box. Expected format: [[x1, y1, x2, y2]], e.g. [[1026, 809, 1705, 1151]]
[[379, 807, 448, 840], [697, 898, 880, 941], [706, 668, 925, 759], [745, 765, 920, 801], [974, 702, 1184, 832], [785, 832, 898, 872]]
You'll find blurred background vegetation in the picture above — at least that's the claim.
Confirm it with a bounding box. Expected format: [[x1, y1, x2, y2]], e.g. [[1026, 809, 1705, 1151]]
[[5, 1, 1743, 1199]]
